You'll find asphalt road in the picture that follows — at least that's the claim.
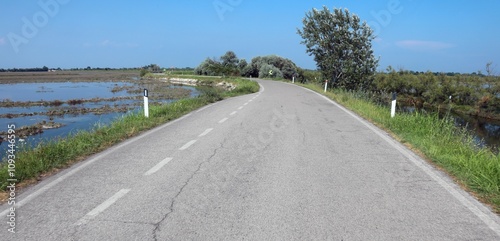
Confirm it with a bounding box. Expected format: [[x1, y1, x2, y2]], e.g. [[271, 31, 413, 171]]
[[1, 79, 500, 240]]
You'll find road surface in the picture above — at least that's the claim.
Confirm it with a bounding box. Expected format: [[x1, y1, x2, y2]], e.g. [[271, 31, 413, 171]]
[[1, 79, 500, 240]]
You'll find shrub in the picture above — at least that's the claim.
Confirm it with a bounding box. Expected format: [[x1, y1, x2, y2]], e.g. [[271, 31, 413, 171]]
[[259, 64, 283, 78], [140, 69, 150, 77], [244, 55, 298, 79]]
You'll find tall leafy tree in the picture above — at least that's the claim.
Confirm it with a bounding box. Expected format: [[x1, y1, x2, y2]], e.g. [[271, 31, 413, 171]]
[[220, 51, 240, 76], [221, 51, 239, 68], [297, 6, 379, 90]]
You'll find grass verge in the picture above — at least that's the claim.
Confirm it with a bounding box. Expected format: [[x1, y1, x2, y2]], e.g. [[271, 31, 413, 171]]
[[300, 83, 500, 213], [0, 78, 259, 196]]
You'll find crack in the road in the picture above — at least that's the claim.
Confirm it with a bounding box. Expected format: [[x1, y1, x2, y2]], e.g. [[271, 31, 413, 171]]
[[151, 140, 225, 241], [96, 219, 156, 226]]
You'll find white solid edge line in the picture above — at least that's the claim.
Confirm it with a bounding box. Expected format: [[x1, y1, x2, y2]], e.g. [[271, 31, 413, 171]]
[[75, 189, 130, 226], [196, 103, 217, 113], [0, 111, 195, 216], [299, 85, 500, 236], [199, 128, 214, 137], [179, 140, 197, 151], [144, 158, 173, 176], [218, 117, 229, 124]]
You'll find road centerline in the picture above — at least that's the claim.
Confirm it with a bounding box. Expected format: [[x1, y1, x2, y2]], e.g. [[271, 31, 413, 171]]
[[199, 128, 214, 137], [218, 117, 228, 124], [179, 140, 197, 150], [144, 158, 173, 176], [75, 189, 130, 226]]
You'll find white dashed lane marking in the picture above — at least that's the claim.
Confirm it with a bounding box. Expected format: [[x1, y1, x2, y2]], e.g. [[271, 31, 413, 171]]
[[179, 140, 197, 150], [144, 158, 173, 176], [199, 128, 214, 137], [75, 189, 130, 226], [218, 118, 228, 124], [230, 111, 237, 116]]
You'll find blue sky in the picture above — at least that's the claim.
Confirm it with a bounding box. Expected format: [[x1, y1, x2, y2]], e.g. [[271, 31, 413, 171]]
[[1, 0, 499, 73]]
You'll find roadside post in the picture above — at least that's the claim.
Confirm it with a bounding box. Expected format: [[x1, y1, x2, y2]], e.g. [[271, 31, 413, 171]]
[[144, 89, 149, 118], [391, 92, 397, 118], [324, 79, 328, 92], [292, 76, 295, 83]]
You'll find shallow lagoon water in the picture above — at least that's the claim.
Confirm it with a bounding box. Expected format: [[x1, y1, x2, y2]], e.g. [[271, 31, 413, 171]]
[[0, 82, 132, 102], [0, 81, 199, 160]]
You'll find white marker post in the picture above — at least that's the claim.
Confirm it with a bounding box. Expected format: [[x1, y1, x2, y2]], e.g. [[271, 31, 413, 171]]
[[144, 89, 149, 118], [391, 92, 397, 118], [324, 80, 328, 93], [292, 76, 295, 83]]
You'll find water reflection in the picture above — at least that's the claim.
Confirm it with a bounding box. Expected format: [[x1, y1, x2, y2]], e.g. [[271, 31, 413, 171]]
[[453, 115, 500, 154], [0, 82, 131, 102]]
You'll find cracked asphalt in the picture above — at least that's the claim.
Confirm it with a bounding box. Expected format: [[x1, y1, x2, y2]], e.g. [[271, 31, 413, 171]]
[[1, 79, 500, 240]]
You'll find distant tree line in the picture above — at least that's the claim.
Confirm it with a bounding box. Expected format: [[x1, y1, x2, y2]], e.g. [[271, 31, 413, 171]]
[[72, 67, 147, 71], [0, 66, 51, 72], [378, 70, 489, 78], [0, 67, 157, 72], [0, 66, 196, 72]]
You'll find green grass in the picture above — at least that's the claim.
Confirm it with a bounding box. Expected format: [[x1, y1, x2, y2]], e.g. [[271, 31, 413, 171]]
[[301, 83, 500, 212], [0, 78, 259, 190]]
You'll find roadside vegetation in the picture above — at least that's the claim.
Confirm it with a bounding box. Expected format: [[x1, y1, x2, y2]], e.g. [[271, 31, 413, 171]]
[[0, 78, 259, 194], [298, 67, 500, 120], [372, 67, 500, 119]]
